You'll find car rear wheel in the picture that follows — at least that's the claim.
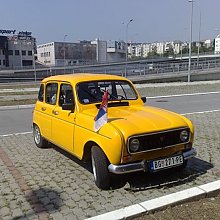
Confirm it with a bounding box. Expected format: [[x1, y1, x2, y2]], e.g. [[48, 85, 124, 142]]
[[91, 146, 111, 190], [33, 124, 48, 148]]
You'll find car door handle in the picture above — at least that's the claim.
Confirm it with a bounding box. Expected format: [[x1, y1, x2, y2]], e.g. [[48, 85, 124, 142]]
[[52, 110, 59, 115], [41, 107, 46, 111]]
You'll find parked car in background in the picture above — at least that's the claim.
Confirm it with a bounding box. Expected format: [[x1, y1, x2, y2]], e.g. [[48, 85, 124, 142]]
[[33, 73, 196, 189]]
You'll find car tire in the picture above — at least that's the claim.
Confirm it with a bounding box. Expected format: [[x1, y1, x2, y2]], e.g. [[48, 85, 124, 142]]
[[91, 146, 111, 190], [33, 124, 48, 148]]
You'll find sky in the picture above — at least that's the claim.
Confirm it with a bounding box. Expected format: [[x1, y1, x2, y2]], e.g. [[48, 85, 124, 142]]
[[1, 0, 220, 45]]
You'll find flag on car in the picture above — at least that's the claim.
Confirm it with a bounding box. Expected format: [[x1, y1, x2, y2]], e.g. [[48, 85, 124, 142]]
[[94, 91, 108, 132]]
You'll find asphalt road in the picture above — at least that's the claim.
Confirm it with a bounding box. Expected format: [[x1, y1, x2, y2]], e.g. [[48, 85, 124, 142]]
[[146, 92, 220, 114], [0, 92, 220, 135], [0, 108, 33, 135]]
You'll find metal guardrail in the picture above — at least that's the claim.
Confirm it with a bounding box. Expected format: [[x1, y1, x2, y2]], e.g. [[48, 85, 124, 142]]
[[0, 57, 220, 83]]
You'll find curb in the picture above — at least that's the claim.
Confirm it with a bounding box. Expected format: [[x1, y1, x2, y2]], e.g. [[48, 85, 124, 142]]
[[86, 180, 220, 220], [0, 104, 35, 111]]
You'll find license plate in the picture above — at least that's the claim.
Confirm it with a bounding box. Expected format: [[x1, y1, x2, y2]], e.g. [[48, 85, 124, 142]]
[[150, 155, 183, 171]]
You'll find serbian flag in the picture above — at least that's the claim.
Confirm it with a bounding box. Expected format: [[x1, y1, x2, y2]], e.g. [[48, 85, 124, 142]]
[[94, 91, 108, 132]]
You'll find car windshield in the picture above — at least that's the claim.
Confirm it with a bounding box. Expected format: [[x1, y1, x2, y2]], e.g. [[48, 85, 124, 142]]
[[77, 80, 138, 104]]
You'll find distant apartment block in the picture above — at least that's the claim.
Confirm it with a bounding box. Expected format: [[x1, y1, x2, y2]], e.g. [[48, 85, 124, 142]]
[[215, 35, 220, 54], [127, 41, 182, 58]]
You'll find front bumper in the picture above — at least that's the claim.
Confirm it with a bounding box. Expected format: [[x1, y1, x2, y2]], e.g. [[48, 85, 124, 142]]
[[108, 148, 197, 174]]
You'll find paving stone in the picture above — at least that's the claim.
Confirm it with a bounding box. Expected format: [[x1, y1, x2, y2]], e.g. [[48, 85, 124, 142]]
[[1, 82, 220, 219], [65, 199, 77, 208], [50, 212, 64, 220], [65, 213, 79, 220], [0, 207, 10, 217], [2, 215, 13, 220], [11, 208, 23, 218]]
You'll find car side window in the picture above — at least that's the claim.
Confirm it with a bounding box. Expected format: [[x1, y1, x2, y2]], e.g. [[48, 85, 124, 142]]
[[46, 83, 58, 105], [38, 84, 44, 102], [59, 84, 74, 106]]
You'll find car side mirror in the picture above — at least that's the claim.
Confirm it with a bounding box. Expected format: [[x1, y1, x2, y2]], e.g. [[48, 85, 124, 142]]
[[141, 97, 147, 103], [62, 103, 74, 111]]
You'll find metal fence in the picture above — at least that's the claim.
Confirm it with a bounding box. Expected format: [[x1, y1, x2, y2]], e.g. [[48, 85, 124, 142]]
[[1, 57, 220, 83]]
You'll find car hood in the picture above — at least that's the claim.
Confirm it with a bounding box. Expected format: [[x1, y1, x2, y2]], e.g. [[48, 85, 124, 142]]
[[82, 105, 189, 137]]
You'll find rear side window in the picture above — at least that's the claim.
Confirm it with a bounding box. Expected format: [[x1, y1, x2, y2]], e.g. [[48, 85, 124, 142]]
[[46, 83, 58, 105], [38, 84, 44, 102]]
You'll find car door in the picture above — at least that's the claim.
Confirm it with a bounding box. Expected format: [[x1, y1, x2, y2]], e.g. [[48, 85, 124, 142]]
[[51, 83, 76, 153], [40, 82, 58, 141]]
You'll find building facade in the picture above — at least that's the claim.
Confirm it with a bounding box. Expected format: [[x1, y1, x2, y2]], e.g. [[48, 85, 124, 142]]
[[106, 40, 126, 62], [0, 30, 36, 69], [37, 41, 97, 66], [37, 39, 126, 66], [215, 35, 220, 54]]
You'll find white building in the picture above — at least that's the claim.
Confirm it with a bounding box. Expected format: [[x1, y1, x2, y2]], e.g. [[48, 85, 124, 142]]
[[204, 39, 212, 48], [214, 36, 220, 54], [37, 39, 126, 66], [156, 42, 164, 55], [134, 43, 142, 57], [142, 43, 151, 57], [37, 41, 97, 66]]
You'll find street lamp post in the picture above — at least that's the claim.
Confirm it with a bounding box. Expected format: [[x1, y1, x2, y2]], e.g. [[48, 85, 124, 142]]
[[197, 11, 201, 67], [125, 19, 133, 77], [188, 0, 193, 82], [63, 34, 67, 73]]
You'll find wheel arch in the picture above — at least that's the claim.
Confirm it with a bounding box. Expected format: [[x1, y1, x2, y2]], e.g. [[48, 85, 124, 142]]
[[82, 141, 110, 164]]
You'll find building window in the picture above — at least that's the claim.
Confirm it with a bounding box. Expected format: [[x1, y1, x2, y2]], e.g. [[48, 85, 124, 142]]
[[28, 51, 32, 56], [0, 60, 1, 65], [3, 60, 5, 65], [15, 50, 19, 55], [22, 50, 26, 56], [8, 50, 13, 55], [2, 50, 5, 55]]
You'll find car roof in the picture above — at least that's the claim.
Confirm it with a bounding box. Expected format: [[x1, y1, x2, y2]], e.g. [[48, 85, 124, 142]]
[[42, 73, 128, 84]]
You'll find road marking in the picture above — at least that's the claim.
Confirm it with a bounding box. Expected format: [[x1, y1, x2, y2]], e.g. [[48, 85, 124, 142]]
[[182, 109, 220, 115], [146, 91, 220, 99], [0, 131, 32, 137]]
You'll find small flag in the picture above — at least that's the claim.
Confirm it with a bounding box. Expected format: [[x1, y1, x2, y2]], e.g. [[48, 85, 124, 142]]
[[94, 91, 108, 132]]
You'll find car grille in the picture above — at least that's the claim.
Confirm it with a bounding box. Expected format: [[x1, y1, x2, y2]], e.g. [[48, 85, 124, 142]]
[[128, 127, 190, 153]]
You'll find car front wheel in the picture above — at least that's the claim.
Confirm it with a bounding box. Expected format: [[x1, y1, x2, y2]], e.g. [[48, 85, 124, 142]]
[[33, 124, 48, 148], [91, 146, 111, 190]]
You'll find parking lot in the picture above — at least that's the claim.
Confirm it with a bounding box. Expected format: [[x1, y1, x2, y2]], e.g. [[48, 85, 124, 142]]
[[1, 80, 220, 220], [0, 109, 220, 220]]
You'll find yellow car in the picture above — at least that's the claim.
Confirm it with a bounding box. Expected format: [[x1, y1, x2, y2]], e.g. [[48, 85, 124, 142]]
[[33, 73, 196, 189]]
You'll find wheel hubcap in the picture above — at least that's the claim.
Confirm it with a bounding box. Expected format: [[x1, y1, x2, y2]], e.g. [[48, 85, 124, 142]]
[[91, 155, 97, 181], [34, 126, 41, 145]]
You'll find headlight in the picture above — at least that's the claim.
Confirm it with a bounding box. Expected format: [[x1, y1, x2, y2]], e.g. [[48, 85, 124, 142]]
[[180, 130, 189, 142], [129, 139, 140, 153]]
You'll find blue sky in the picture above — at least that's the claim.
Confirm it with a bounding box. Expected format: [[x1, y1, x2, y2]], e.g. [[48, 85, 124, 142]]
[[1, 0, 220, 44]]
